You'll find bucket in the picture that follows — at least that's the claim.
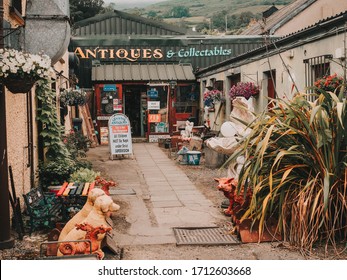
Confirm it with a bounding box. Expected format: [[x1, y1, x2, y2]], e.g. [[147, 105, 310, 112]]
[[180, 154, 188, 165], [177, 146, 189, 165], [204, 146, 225, 169], [187, 151, 201, 165]]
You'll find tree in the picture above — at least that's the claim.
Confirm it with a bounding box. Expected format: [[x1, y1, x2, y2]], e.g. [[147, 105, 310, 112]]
[[165, 6, 190, 18], [147, 10, 158, 19], [70, 0, 105, 23]]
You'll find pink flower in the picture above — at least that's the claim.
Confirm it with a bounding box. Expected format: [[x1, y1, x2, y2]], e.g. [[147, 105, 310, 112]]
[[229, 82, 259, 100]]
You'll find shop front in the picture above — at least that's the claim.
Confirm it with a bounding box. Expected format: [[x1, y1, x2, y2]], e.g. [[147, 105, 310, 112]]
[[92, 63, 197, 143], [69, 9, 267, 143]]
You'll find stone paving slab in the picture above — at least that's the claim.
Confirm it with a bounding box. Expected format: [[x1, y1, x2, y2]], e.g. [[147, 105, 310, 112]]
[[90, 143, 225, 246]]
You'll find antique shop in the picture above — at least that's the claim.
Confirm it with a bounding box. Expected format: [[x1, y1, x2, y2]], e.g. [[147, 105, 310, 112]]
[[70, 10, 266, 142]]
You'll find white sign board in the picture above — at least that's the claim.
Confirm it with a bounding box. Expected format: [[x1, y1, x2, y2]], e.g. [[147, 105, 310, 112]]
[[148, 101, 160, 110], [108, 114, 133, 157], [149, 134, 170, 143]]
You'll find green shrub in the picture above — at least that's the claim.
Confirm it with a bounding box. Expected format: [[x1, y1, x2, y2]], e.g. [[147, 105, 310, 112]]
[[225, 90, 347, 252], [62, 130, 91, 160], [38, 160, 74, 188], [69, 168, 100, 183]]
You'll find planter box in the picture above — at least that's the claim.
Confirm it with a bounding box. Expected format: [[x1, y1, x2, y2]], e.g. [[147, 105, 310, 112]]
[[237, 219, 282, 243]]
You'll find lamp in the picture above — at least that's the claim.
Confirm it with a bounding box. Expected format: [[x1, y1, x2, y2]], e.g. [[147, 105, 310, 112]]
[[169, 80, 177, 90], [169, 80, 177, 97]]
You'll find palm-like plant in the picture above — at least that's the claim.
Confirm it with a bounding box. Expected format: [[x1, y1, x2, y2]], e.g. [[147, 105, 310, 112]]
[[225, 88, 347, 252]]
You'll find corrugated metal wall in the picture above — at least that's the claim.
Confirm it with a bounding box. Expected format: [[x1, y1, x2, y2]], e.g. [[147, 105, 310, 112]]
[[74, 15, 183, 36]]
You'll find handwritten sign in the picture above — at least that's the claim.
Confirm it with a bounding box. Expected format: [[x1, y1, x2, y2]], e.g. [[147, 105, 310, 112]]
[[108, 114, 132, 157]]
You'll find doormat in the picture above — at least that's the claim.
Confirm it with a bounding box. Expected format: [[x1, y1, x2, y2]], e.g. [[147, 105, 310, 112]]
[[173, 227, 240, 246], [109, 188, 136, 195]]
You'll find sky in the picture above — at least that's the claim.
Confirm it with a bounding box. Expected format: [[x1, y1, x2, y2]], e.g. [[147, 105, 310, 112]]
[[104, 0, 165, 7]]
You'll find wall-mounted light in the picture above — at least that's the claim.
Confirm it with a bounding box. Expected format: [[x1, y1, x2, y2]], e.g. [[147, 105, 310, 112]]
[[169, 80, 177, 90], [169, 80, 177, 98]]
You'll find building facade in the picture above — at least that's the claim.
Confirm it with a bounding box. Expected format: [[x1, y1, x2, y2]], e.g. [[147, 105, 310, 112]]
[[197, 11, 347, 131], [0, 0, 70, 248], [70, 10, 270, 142]]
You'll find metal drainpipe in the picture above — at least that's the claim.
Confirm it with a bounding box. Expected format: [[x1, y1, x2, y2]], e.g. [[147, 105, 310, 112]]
[[0, 0, 15, 249]]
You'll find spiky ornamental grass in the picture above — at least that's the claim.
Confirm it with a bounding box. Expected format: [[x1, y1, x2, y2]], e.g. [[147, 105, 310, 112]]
[[225, 89, 347, 253]]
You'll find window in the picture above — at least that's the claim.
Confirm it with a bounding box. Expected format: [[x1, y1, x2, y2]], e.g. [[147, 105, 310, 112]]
[[304, 55, 332, 101]]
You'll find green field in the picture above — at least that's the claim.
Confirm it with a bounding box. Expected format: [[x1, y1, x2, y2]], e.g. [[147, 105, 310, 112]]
[[122, 0, 293, 33]]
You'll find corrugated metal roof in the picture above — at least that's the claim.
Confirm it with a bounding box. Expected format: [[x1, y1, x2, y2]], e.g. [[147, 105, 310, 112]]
[[92, 63, 196, 82]]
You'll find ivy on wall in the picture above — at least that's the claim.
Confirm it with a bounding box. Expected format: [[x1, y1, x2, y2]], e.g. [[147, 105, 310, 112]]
[[35, 80, 70, 161]]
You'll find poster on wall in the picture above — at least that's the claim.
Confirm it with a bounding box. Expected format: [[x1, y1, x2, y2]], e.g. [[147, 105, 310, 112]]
[[148, 114, 161, 123], [108, 113, 133, 159], [100, 127, 109, 145], [148, 101, 160, 110]]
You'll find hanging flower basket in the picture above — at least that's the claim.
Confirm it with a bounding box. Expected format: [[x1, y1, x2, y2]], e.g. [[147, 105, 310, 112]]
[[203, 89, 222, 107], [59, 89, 87, 107], [0, 48, 53, 94], [3, 76, 37, 93]]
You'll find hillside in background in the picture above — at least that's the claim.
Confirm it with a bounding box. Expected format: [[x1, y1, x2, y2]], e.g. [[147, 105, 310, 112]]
[[120, 0, 294, 34]]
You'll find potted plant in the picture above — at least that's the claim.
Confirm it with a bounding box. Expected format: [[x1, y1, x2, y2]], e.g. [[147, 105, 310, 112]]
[[203, 89, 222, 110], [0, 48, 53, 93], [62, 129, 91, 160], [228, 81, 259, 100], [225, 91, 347, 251], [59, 88, 87, 106], [314, 73, 345, 93], [38, 159, 75, 190], [69, 168, 100, 183]]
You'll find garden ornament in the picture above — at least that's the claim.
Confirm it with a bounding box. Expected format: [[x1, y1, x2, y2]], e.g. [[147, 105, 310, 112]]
[[214, 177, 252, 219], [57, 195, 120, 258], [58, 188, 106, 241]]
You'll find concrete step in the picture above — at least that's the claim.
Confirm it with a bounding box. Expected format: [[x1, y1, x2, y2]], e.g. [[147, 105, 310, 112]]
[[132, 137, 147, 143]]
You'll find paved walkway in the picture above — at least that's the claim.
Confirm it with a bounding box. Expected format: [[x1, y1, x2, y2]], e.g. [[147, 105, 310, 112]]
[[87, 143, 224, 246]]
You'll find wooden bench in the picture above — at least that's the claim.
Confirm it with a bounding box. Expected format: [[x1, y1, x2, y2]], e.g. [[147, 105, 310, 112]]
[[56, 182, 95, 218], [23, 187, 64, 234]]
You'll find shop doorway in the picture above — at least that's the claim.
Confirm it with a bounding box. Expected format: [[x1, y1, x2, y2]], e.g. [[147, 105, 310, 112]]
[[124, 85, 147, 137]]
